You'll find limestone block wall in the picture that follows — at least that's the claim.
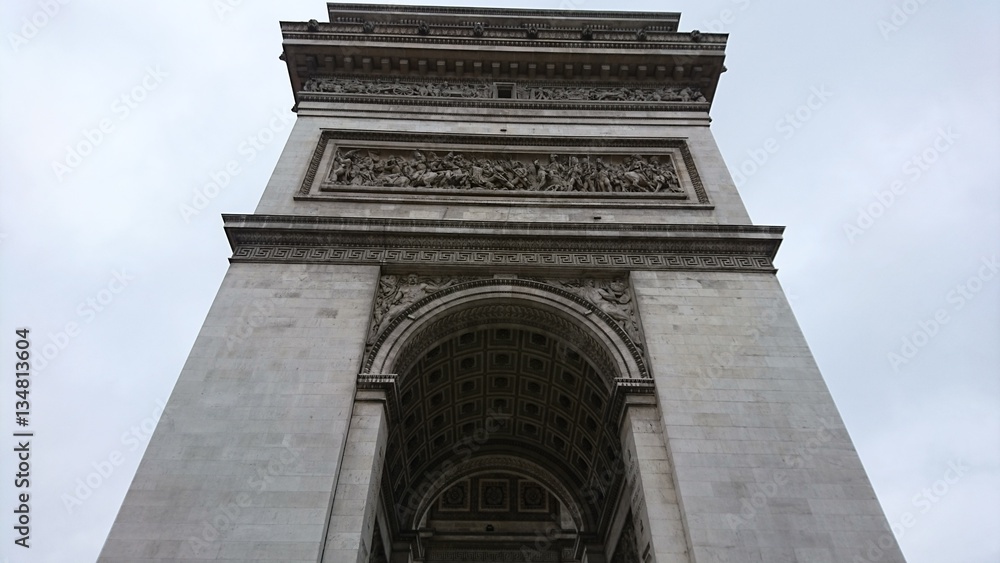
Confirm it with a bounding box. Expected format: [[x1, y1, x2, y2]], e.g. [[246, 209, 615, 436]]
[[253, 110, 752, 226], [619, 401, 691, 563], [98, 263, 379, 562], [631, 270, 905, 563], [320, 395, 388, 563]]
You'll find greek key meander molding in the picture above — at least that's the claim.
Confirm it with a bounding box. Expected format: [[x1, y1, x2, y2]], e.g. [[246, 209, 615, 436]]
[[361, 278, 649, 380], [298, 92, 710, 113], [231, 247, 773, 271], [297, 131, 710, 204], [224, 216, 781, 272]]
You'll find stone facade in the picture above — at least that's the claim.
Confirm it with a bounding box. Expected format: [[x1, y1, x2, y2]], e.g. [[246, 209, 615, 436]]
[[99, 4, 905, 563]]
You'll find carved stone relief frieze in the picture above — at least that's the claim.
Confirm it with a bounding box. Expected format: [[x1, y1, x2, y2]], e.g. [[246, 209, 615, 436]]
[[302, 76, 706, 104], [526, 85, 705, 102], [303, 77, 493, 98], [327, 149, 682, 194]]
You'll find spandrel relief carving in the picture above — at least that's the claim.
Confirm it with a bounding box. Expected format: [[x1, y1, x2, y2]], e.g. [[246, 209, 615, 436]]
[[366, 274, 644, 354], [327, 149, 682, 194], [368, 275, 465, 343], [540, 278, 643, 349]]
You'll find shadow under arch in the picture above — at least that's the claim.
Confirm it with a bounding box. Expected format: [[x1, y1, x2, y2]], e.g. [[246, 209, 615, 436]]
[[364, 279, 652, 542], [411, 455, 587, 532]]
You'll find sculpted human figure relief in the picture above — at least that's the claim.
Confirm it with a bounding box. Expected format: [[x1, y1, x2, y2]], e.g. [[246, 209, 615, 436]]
[[302, 77, 706, 104], [326, 149, 683, 193], [527, 85, 706, 102], [543, 278, 643, 347], [368, 275, 459, 342], [366, 275, 646, 357], [303, 77, 494, 98]]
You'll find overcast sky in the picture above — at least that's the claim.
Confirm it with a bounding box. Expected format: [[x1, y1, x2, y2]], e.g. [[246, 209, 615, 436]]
[[0, 1, 997, 562]]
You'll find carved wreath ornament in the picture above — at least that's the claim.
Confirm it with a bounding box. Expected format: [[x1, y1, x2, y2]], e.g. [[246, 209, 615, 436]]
[[327, 149, 682, 194]]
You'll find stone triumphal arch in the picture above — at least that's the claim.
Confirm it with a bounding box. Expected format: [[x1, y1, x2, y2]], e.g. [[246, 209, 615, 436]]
[[100, 4, 907, 562]]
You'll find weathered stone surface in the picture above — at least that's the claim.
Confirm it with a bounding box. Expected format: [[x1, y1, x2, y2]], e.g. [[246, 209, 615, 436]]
[[98, 264, 379, 562], [632, 270, 905, 562]]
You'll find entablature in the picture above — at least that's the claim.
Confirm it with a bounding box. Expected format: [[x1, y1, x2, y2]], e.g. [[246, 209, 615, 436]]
[[222, 215, 783, 273], [281, 3, 728, 109]]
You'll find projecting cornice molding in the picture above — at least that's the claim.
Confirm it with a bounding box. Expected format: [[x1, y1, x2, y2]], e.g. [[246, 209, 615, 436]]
[[223, 215, 782, 272], [281, 4, 727, 106]]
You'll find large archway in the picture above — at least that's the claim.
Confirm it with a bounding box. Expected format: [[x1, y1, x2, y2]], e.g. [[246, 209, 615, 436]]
[[360, 279, 652, 562]]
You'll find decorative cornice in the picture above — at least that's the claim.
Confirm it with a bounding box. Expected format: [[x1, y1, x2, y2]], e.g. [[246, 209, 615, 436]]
[[284, 4, 723, 48], [357, 373, 400, 422], [282, 5, 727, 106], [325, 4, 683, 23], [222, 215, 782, 272], [224, 214, 784, 237], [297, 92, 711, 113], [282, 29, 724, 51]]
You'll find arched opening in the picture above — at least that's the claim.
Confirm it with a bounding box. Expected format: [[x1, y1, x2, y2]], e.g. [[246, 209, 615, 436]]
[[390, 325, 623, 560], [361, 280, 650, 562]]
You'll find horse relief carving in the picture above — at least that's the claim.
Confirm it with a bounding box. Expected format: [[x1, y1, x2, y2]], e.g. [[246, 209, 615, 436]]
[[328, 149, 683, 194]]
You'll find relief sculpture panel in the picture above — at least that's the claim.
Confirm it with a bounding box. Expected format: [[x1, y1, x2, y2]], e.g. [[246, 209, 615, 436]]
[[304, 77, 493, 98], [326, 149, 682, 194], [302, 77, 706, 103], [526, 85, 705, 102]]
